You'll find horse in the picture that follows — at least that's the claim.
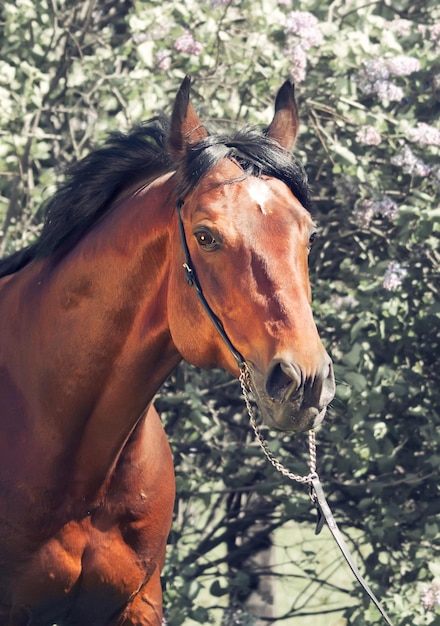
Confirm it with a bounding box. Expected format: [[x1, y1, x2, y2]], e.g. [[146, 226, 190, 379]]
[[0, 77, 335, 625]]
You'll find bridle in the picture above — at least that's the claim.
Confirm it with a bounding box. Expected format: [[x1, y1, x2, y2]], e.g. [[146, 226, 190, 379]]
[[176, 199, 245, 370], [176, 199, 394, 626]]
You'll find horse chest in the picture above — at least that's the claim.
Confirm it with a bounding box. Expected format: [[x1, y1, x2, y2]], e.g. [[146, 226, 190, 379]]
[[3, 511, 160, 625], [0, 410, 174, 624]]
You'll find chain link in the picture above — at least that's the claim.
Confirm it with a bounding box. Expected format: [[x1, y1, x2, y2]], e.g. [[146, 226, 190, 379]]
[[238, 369, 395, 626], [239, 364, 316, 484]]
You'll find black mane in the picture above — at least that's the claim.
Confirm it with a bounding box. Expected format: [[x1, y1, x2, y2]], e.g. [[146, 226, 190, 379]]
[[0, 114, 171, 277], [0, 114, 311, 278]]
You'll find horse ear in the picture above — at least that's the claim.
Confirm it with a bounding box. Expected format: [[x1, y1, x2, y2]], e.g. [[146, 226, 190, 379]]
[[168, 76, 209, 160], [266, 81, 299, 152]]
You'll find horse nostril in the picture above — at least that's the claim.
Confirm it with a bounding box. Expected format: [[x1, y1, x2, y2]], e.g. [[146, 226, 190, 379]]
[[304, 359, 335, 410], [265, 361, 301, 401], [321, 359, 336, 406]]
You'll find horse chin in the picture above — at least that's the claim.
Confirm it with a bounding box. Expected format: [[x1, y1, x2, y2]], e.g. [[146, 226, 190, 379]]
[[256, 400, 327, 433]]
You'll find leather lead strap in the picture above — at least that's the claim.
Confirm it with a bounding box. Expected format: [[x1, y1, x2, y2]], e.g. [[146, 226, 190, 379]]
[[310, 475, 394, 626]]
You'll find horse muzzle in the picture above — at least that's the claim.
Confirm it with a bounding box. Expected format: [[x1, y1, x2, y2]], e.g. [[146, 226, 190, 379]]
[[249, 356, 335, 432]]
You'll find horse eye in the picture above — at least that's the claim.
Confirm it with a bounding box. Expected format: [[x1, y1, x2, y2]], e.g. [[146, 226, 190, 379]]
[[308, 232, 317, 250], [195, 229, 217, 249]]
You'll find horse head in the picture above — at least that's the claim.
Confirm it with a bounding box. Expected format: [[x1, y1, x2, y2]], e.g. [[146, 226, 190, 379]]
[[166, 77, 335, 433]]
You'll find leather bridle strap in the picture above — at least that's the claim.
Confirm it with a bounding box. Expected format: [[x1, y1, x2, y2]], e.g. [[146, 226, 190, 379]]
[[310, 475, 394, 626], [176, 199, 245, 369]]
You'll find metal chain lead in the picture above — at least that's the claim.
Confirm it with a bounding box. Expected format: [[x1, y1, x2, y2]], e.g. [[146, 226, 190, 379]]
[[239, 366, 394, 626], [239, 364, 317, 484]]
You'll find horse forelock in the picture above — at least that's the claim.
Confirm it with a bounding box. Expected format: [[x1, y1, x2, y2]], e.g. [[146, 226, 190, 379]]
[[176, 129, 312, 212]]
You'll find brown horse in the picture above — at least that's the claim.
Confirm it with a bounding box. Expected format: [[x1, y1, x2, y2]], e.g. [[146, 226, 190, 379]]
[[0, 78, 334, 625]]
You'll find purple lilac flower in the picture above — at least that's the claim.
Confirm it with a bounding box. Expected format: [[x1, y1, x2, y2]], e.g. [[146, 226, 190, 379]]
[[407, 122, 440, 147], [383, 261, 407, 291], [429, 23, 440, 46], [354, 199, 375, 227], [386, 19, 412, 37], [356, 125, 381, 146], [282, 11, 322, 83], [354, 195, 399, 226], [375, 196, 399, 220], [174, 31, 204, 55], [357, 56, 419, 101], [391, 145, 431, 177], [285, 45, 307, 83], [357, 75, 399, 101], [420, 23, 440, 48], [284, 11, 323, 49], [380, 81, 404, 101], [421, 582, 440, 611], [155, 50, 171, 71], [364, 58, 390, 80], [386, 55, 420, 76]]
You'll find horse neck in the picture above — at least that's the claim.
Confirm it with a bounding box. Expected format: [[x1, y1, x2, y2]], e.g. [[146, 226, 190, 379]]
[[1, 174, 181, 500]]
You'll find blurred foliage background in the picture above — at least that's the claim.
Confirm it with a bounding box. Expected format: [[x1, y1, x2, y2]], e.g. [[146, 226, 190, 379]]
[[0, 0, 439, 624]]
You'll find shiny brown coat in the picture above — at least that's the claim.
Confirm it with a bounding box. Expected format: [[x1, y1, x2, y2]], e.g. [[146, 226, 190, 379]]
[[0, 79, 334, 625]]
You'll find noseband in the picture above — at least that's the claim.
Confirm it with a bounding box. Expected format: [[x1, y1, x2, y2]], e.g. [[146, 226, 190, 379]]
[[176, 199, 394, 626]]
